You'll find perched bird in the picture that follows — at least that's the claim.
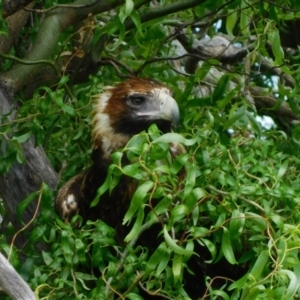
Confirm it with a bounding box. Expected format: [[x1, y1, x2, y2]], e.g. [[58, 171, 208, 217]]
[[55, 78, 181, 238], [55, 78, 243, 298]]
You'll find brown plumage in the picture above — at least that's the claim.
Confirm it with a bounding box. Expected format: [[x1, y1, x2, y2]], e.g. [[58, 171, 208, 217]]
[[55, 78, 181, 237]]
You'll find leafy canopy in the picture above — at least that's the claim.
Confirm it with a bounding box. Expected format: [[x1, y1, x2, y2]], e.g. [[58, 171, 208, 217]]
[[1, 0, 300, 299]]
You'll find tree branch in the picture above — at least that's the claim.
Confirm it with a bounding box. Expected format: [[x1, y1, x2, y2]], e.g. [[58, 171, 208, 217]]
[[0, 252, 35, 300], [0, 2, 34, 57], [0, 0, 125, 92], [124, 0, 207, 31]]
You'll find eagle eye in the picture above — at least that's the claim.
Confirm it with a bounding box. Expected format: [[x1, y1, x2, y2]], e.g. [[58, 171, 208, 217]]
[[129, 95, 146, 106]]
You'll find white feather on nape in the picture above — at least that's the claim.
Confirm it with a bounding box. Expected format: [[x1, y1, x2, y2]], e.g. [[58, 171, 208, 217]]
[[92, 90, 130, 158]]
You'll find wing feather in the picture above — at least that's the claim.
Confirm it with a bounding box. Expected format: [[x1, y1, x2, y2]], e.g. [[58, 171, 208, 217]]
[[55, 171, 86, 222]]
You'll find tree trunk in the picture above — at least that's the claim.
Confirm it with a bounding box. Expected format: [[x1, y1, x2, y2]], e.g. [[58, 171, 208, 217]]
[[0, 81, 58, 228]]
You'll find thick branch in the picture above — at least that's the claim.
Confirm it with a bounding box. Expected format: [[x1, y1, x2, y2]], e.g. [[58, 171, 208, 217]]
[[0, 0, 210, 92], [2, 0, 33, 18], [177, 33, 250, 69], [0, 0, 124, 92], [0, 252, 35, 300], [250, 86, 300, 121], [259, 56, 295, 88], [193, 64, 300, 122], [124, 0, 206, 31], [0, 3, 34, 57]]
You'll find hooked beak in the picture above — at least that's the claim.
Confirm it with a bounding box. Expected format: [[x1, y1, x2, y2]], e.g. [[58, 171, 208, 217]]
[[136, 90, 180, 128], [158, 92, 180, 128]]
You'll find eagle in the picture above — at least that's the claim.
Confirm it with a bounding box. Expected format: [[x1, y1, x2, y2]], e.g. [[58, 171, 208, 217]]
[[55, 78, 181, 237], [54, 78, 241, 298]]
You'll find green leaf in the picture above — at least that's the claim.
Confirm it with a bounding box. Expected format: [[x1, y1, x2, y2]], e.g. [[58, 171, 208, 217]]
[[183, 165, 197, 199], [58, 75, 69, 86], [281, 269, 299, 298], [201, 238, 217, 263], [124, 208, 144, 242], [42, 251, 53, 266], [196, 61, 212, 81], [245, 111, 262, 138], [269, 214, 284, 232], [126, 294, 144, 300], [228, 273, 248, 291], [229, 210, 245, 238], [61, 231, 73, 265], [153, 133, 197, 146], [30, 225, 47, 243], [130, 10, 143, 37], [109, 19, 126, 50], [217, 85, 240, 109], [119, 0, 134, 22], [75, 272, 97, 290], [152, 195, 172, 216], [223, 106, 246, 130], [122, 163, 144, 180], [17, 191, 40, 222], [172, 253, 183, 283], [245, 212, 267, 231], [221, 227, 237, 264], [241, 285, 266, 300], [240, 0, 250, 35], [125, 133, 148, 157], [62, 104, 75, 116], [123, 181, 154, 224], [249, 250, 269, 279], [226, 10, 237, 36], [277, 159, 289, 178], [55, 94, 75, 115], [75, 238, 85, 250], [12, 131, 31, 143], [144, 242, 170, 278], [268, 29, 284, 64], [72, 122, 84, 140], [163, 226, 193, 256], [91, 164, 119, 207], [171, 204, 189, 223], [211, 74, 231, 103]]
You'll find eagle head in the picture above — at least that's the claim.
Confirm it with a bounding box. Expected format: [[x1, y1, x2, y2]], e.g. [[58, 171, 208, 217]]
[[92, 78, 179, 158]]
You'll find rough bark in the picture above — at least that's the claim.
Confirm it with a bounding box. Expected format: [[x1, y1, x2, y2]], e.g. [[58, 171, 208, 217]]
[[0, 81, 58, 228], [0, 252, 35, 300], [174, 33, 300, 124], [0, 2, 34, 60]]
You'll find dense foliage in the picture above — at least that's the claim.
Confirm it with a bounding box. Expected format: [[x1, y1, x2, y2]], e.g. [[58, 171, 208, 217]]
[[1, 0, 300, 299]]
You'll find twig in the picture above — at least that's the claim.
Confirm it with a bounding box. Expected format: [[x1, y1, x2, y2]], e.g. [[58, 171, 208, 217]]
[[202, 276, 234, 299], [0, 52, 75, 101], [8, 184, 44, 260], [138, 278, 170, 299], [99, 58, 135, 78], [263, 0, 300, 13], [208, 185, 265, 212], [70, 269, 79, 297], [116, 271, 145, 300], [104, 218, 160, 297], [23, 0, 99, 14]]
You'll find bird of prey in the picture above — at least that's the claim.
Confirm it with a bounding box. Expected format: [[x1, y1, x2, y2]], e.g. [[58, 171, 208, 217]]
[[55, 78, 181, 239]]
